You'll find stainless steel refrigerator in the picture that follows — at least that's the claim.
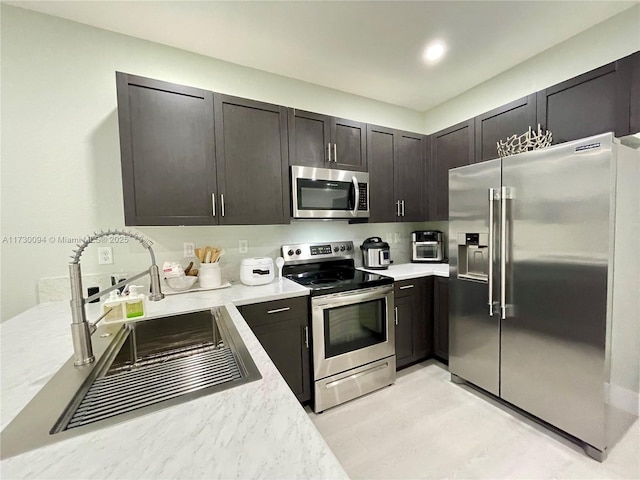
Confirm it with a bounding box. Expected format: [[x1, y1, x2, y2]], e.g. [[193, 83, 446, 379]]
[[448, 132, 639, 461]]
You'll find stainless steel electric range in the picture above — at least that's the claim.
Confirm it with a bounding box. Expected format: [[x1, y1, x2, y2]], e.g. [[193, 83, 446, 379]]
[[282, 241, 396, 413]]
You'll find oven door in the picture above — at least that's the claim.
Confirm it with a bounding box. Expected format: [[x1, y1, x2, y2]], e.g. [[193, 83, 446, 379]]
[[311, 285, 394, 380], [291, 165, 369, 219]]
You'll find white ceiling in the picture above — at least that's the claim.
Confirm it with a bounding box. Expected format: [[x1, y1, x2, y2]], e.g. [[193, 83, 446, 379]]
[[5, 0, 638, 111]]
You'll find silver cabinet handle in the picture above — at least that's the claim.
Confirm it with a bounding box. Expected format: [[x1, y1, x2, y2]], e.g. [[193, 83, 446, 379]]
[[399, 284, 414, 290], [396, 200, 401, 217], [488, 188, 496, 316], [327, 143, 332, 163], [212, 193, 216, 217], [333, 143, 337, 163], [221, 194, 225, 217], [394, 306, 398, 325], [304, 326, 309, 348], [267, 307, 290, 314], [401, 200, 405, 217], [351, 176, 359, 217]]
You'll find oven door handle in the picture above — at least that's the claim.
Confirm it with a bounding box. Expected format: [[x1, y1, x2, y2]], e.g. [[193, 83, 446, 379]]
[[312, 285, 393, 308], [350, 176, 359, 217]]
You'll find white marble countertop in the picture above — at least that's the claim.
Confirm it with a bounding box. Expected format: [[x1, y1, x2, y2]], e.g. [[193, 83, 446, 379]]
[[359, 262, 449, 281], [0, 279, 348, 479]]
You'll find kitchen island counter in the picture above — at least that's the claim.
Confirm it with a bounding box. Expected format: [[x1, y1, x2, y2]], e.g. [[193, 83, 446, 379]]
[[0, 280, 348, 479]]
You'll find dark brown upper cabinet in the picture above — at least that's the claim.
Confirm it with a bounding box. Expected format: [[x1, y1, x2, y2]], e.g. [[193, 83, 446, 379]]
[[536, 57, 633, 144], [117, 73, 290, 226], [429, 119, 474, 221], [474, 94, 536, 163], [117, 72, 216, 226], [623, 51, 640, 135], [367, 125, 396, 222], [213, 95, 290, 225], [367, 125, 428, 223], [396, 131, 429, 222], [288, 109, 367, 171]]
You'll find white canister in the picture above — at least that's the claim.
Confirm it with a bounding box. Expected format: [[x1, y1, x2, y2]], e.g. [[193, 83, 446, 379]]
[[199, 263, 221, 288], [240, 257, 274, 286]]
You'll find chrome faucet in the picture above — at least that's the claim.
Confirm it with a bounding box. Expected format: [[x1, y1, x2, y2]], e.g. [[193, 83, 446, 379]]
[[69, 230, 164, 366]]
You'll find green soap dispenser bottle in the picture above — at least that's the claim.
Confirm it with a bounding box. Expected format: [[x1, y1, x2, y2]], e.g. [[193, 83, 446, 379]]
[[125, 285, 146, 319]]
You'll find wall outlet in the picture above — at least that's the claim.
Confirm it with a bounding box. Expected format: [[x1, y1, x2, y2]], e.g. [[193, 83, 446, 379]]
[[98, 247, 113, 265], [394, 233, 401, 244], [239, 240, 248, 254], [183, 242, 195, 258]]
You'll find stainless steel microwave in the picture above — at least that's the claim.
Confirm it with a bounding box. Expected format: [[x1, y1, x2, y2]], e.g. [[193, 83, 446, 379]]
[[291, 165, 369, 219]]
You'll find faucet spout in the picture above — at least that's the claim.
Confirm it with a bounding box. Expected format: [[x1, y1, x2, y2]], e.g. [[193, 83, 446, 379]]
[[68, 230, 164, 366]]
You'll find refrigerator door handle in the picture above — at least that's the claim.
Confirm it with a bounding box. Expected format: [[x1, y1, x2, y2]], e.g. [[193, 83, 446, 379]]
[[500, 186, 514, 320], [488, 188, 497, 316]]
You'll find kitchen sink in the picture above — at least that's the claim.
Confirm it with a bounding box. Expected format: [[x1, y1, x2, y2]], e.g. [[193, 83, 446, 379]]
[[1, 306, 261, 459]]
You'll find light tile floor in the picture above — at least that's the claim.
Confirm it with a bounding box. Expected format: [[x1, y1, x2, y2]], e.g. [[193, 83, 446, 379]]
[[308, 360, 639, 479]]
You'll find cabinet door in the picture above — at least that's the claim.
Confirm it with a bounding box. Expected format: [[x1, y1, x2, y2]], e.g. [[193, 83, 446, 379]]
[[537, 61, 630, 144], [395, 131, 427, 222], [332, 118, 367, 171], [433, 277, 449, 362], [429, 120, 474, 221], [394, 278, 428, 369], [475, 95, 536, 163], [240, 298, 311, 403], [116, 72, 216, 226], [414, 277, 434, 360], [288, 109, 331, 168], [367, 124, 397, 222], [250, 319, 310, 401], [394, 293, 415, 369], [214, 95, 290, 225]]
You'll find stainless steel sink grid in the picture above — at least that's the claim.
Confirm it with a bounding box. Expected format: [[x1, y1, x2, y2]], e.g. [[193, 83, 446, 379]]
[[1, 306, 261, 459]]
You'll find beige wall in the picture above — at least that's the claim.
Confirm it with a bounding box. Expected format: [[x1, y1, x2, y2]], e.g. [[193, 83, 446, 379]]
[[0, 5, 426, 321], [423, 4, 640, 133]]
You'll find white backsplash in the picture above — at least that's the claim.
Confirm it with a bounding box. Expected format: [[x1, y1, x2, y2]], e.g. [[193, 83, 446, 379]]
[[37, 221, 447, 303]]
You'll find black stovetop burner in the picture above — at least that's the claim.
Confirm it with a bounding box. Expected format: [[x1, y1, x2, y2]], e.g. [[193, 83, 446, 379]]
[[284, 259, 393, 296]]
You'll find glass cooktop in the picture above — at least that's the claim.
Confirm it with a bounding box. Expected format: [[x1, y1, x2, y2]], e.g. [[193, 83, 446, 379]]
[[284, 263, 393, 296]]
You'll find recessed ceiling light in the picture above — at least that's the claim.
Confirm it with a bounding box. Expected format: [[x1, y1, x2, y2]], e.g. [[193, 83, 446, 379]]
[[423, 41, 446, 64]]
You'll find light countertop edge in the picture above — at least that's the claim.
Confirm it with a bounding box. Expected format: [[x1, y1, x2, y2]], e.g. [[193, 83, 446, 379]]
[[359, 262, 449, 281]]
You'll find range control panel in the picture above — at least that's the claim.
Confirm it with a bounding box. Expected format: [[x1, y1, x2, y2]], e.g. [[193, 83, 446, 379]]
[[282, 241, 355, 264]]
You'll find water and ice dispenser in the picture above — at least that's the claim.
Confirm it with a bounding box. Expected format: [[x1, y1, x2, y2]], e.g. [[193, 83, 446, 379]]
[[457, 233, 489, 282]]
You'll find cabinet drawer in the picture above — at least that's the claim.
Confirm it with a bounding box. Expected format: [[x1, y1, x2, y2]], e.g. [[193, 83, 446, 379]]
[[394, 278, 425, 298], [240, 297, 308, 327]]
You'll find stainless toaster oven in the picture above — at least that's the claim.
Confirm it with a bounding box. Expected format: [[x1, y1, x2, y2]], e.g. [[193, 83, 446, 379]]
[[411, 230, 444, 262]]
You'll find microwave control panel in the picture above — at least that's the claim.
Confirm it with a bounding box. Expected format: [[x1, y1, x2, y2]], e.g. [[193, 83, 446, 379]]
[[358, 183, 368, 210]]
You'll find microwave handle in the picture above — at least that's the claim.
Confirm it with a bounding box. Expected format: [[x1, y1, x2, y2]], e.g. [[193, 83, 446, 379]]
[[351, 176, 359, 217]]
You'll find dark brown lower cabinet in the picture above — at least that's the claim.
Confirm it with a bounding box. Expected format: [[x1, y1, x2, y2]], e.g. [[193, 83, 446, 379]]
[[239, 297, 311, 403], [433, 277, 449, 362], [394, 278, 433, 370]]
